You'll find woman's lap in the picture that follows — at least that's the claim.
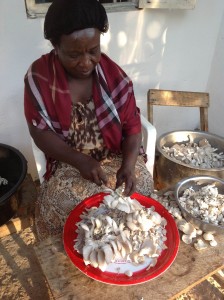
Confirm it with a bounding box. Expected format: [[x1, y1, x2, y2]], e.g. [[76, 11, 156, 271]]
[[35, 156, 154, 241]]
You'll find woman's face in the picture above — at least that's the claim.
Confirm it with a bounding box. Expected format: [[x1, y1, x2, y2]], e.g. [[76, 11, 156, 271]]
[[56, 28, 101, 79]]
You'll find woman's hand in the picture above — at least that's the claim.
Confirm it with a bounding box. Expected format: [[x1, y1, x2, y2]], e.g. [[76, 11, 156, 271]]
[[116, 165, 136, 196], [78, 156, 107, 186], [116, 132, 142, 196]]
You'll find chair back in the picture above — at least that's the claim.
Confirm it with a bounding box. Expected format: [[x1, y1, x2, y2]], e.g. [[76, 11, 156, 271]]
[[147, 89, 209, 131]]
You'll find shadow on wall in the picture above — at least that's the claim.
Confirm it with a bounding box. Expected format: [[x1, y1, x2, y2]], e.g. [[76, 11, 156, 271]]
[[102, 9, 201, 136]]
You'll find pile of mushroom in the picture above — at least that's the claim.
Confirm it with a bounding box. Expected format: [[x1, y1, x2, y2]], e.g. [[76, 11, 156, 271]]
[[179, 184, 224, 226], [74, 189, 168, 275], [151, 189, 220, 251], [162, 138, 224, 168]]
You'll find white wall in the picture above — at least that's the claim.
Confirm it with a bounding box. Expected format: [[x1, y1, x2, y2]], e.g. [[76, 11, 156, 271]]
[[206, 9, 224, 138], [0, 0, 224, 180]]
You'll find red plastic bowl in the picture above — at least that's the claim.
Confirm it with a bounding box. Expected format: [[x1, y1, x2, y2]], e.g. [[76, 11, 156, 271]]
[[63, 192, 180, 285]]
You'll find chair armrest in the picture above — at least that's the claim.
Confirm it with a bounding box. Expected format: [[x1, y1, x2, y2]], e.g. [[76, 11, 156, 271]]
[[31, 139, 46, 183], [141, 114, 157, 176]]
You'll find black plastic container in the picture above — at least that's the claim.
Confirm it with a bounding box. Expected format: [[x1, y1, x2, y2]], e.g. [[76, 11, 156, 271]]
[[0, 143, 27, 225]]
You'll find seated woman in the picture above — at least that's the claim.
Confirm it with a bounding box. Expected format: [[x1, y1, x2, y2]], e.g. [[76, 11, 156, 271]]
[[24, 0, 153, 241]]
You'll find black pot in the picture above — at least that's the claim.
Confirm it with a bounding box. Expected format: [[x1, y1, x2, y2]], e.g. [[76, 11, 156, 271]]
[[0, 143, 27, 226]]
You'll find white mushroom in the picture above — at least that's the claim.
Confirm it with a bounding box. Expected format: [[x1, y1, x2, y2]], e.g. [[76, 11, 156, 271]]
[[138, 239, 156, 256], [140, 219, 154, 231], [89, 250, 98, 268], [97, 249, 107, 271], [95, 218, 102, 229], [127, 221, 139, 231], [117, 202, 131, 213], [194, 239, 208, 251], [203, 232, 215, 241], [176, 219, 188, 228], [105, 215, 113, 226], [182, 234, 193, 244], [110, 240, 119, 256], [151, 212, 162, 224], [209, 239, 218, 247], [124, 270, 133, 277], [196, 229, 203, 235], [178, 222, 196, 237], [80, 223, 90, 231], [82, 245, 94, 265], [101, 244, 114, 264]]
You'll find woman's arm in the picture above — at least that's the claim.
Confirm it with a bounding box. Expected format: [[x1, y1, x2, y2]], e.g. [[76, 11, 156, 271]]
[[116, 132, 142, 196], [28, 123, 107, 185]]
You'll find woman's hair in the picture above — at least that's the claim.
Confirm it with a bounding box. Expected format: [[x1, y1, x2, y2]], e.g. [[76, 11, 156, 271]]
[[44, 0, 109, 46]]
